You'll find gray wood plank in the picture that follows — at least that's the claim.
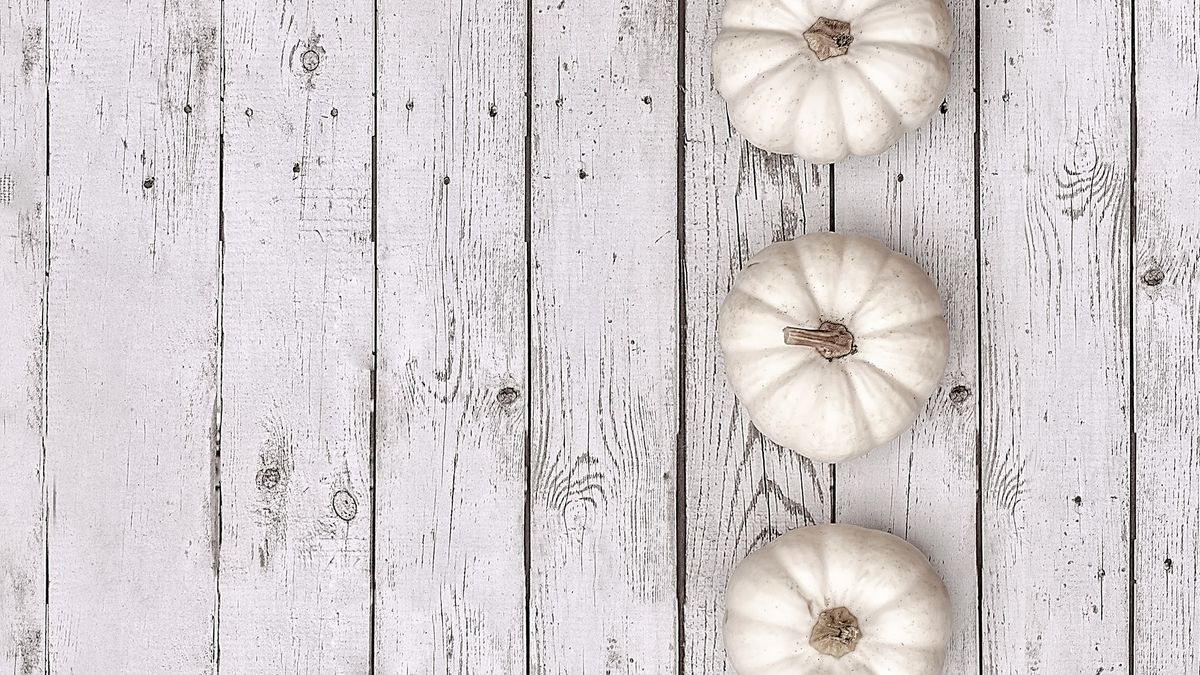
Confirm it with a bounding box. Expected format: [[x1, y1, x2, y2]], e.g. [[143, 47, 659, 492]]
[[373, 1, 529, 671], [0, 0, 47, 672], [832, 0, 979, 670], [219, 1, 374, 671], [45, 0, 222, 670], [1132, 0, 1200, 671], [681, 0, 834, 672], [979, 0, 1133, 671], [527, 0, 680, 670]]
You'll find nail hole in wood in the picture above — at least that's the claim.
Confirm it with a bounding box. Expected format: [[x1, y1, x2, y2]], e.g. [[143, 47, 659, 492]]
[[142, 177, 155, 189], [939, 100, 948, 114], [578, 169, 588, 179], [488, 103, 498, 117], [330, 107, 338, 117], [642, 95, 652, 105], [1165, 558, 1174, 572], [1072, 495, 1082, 506], [442, 176, 451, 185], [245, 107, 254, 118], [293, 162, 301, 174], [896, 173, 904, 183], [183, 103, 193, 114]]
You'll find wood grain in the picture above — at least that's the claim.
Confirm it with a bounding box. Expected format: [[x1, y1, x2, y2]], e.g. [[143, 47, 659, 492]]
[[680, 0, 833, 672], [979, 0, 1132, 671], [0, 0, 46, 672], [219, 1, 374, 671], [832, 0, 979, 670], [1132, 0, 1200, 671], [373, 0, 529, 671], [45, 0, 222, 670], [527, 0, 679, 670]]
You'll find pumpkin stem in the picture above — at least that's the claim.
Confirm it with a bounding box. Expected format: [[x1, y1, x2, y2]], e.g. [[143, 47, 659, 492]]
[[783, 321, 855, 359], [809, 606, 862, 658], [803, 17, 854, 61]]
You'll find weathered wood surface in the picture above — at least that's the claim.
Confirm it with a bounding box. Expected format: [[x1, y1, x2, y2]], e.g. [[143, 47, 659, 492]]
[[0, 0, 46, 672], [680, 0, 833, 672], [219, 1, 374, 671], [979, 0, 1133, 671], [1132, 0, 1200, 672], [4, 0, 1200, 671], [832, 0, 980, 670], [44, 0, 222, 670], [527, 0, 680, 670], [373, 0, 529, 672]]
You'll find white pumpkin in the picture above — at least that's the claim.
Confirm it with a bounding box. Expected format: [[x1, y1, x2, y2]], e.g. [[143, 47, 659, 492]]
[[724, 524, 952, 674], [718, 233, 948, 462], [713, 0, 953, 162]]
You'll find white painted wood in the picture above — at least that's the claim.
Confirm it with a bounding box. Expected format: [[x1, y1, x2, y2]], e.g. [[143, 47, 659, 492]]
[[527, 0, 679, 670], [681, 1, 833, 672], [45, 0, 222, 671], [0, 1, 46, 672], [979, 0, 1132, 671], [373, 1, 528, 672], [219, 2, 374, 671], [832, 0, 979, 670], [1133, 0, 1200, 671]]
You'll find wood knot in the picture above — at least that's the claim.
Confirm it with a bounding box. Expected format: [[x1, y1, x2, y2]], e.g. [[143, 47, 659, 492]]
[[332, 489, 358, 521], [949, 385, 971, 403], [1141, 267, 1164, 286], [497, 387, 520, 406], [257, 467, 281, 490], [300, 49, 321, 72]]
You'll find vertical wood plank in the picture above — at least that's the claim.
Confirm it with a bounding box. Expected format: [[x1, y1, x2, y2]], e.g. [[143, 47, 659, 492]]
[[220, 1, 374, 671], [374, 0, 528, 671], [45, 0, 222, 670], [0, 1, 46, 672], [680, 0, 833, 672], [979, 0, 1132, 671], [528, 0, 679, 670], [1133, 0, 1200, 671], [832, 0, 979, 671]]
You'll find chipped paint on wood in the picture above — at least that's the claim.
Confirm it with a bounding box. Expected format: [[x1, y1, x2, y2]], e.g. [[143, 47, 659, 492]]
[[373, 0, 529, 671], [219, 0, 374, 670], [980, 0, 1134, 671], [1133, 0, 1200, 671], [45, 0, 222, 670], [0, 0, 47, 672], [830, 0, 981, 669], [528, 0, 681, 671], [680, 0, 834, 670]]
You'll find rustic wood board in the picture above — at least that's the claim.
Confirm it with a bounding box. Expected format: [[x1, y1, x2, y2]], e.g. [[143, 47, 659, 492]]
[[219, 1, 374, 671], [832, 0, 980, 669], [2, 0, 1199, 671], [0, 0, 46, 672], [979, 0, 1133, 671], [527, 0, 680, 671], [44, 0, 222, 670], [1132, 0, 1200, 672], [373, 0, 529, 672], [680, 0, 833, 672]]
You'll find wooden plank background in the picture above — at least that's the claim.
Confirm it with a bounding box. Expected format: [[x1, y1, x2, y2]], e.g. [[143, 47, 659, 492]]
[[0, 0, 1196, 672]]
